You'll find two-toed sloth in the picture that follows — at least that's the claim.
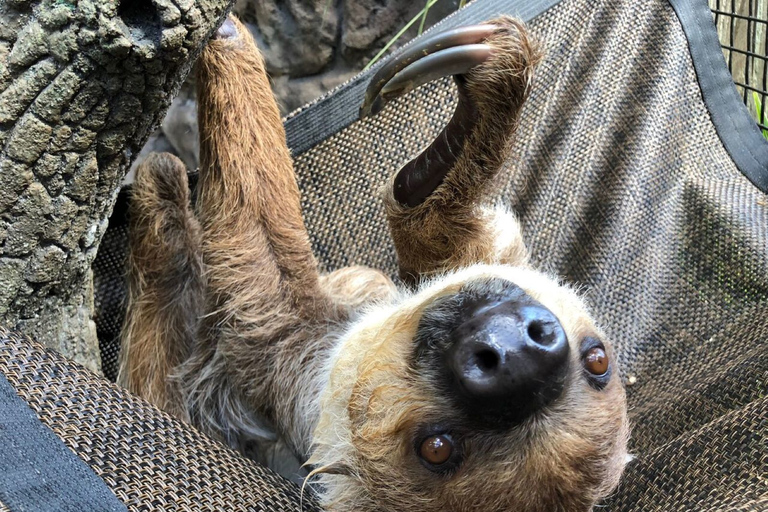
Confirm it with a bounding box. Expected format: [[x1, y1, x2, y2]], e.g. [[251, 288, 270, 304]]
[[119, 15, 629, 512]]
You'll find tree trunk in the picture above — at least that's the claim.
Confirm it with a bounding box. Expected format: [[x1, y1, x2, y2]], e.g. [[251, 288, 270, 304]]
[[0, 0, 232, 372]]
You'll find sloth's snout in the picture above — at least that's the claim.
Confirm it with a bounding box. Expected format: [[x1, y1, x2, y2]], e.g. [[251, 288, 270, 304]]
[[446, 296, 570, 423]]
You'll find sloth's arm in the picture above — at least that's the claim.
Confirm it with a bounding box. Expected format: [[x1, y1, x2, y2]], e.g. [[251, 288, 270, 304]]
[[195, 18, 323, 314], [123, 18, 391, 455], [365, 18, 541, 285], [184, 17, 338, 452], [118, 153, 203, 418]]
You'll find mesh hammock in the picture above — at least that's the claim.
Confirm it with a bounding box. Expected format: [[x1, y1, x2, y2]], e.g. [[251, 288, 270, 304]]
[[2, 0, 767, 509]]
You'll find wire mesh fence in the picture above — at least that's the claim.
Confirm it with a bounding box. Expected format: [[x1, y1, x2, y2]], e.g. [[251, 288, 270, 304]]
[[710, 0, 768, 135]]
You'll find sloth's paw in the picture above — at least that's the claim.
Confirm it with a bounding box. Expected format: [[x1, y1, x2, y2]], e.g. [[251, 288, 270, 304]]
[[461, 17, 541, 114], [133, 152, 190, 210], [214, 17, 239, 40], [361, 16, 540, 119], [362, 17, 541, 208]]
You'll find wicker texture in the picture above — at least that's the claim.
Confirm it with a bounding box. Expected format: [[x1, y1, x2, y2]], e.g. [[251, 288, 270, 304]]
[[78, 0, 767, 508], [0, 329, 321, 512]]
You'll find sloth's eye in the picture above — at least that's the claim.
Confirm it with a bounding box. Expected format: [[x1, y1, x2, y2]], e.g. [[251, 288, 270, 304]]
[[415, 429, 462, 474], [581, 337, 612, 390], [420, 434, 453, 465], [584, 347, 609, 375]]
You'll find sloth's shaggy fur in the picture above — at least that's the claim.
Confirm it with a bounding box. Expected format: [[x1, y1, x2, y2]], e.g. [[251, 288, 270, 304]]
[[119, 16, 629, 512]]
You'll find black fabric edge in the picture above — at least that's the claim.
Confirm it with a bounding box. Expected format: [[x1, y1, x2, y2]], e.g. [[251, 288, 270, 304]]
[[668, 0, 768, 193], [284, 0, 564, 156], [0, 361, 127, 512]]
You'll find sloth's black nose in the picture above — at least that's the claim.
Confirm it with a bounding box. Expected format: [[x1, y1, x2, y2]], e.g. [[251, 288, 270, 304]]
[[445, 294, 569, 423]]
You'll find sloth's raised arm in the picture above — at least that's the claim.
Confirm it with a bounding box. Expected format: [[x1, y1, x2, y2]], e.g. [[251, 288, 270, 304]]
[[182, 17, 335, 452], [363, 18, 542, 286], [195, 18, 322, 312]]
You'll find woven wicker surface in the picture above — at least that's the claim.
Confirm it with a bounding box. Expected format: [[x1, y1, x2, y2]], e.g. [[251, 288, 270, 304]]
[[82, 0, 768, 509], [0, 329, 321, 512]]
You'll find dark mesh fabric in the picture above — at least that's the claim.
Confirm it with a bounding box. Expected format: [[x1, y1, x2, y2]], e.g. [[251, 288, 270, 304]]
[[93, 193, 129, 383], [82, 0, 768, 509], [0, 329, 321, 512]]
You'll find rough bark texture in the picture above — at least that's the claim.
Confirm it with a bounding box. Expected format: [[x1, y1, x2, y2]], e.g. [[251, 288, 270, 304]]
[[0, 0, 232, 372]]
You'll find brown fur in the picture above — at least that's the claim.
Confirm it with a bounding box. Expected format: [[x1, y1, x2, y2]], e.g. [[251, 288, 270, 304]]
[[172, 25, 344, 455], [119, 153, 203, 418], [119, 16, 629, 511], [386, 19, 539, 283]]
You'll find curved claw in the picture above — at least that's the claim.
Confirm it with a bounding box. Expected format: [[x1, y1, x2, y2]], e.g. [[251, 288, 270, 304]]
[[215, 17, 238, 40], [380, 44, 493, 103], [360, 24, 498, 119]]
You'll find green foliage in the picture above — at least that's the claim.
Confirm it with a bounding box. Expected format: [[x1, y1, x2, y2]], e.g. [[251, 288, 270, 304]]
[[364, 0, 471, 71], [364, 0, 441, 70], [418, 0, 468, 35], [752, 92, 768, 141], [418, 1, 431, 35]]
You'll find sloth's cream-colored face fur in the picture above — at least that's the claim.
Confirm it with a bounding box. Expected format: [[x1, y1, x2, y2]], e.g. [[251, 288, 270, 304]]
[[311, 264, 629, 512]]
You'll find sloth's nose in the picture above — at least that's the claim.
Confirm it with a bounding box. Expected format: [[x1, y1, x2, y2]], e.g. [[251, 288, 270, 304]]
[[447, 300, 569, 422]]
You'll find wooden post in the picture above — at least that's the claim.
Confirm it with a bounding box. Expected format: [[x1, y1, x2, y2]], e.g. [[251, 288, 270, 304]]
[[0, 0, 232, 371]]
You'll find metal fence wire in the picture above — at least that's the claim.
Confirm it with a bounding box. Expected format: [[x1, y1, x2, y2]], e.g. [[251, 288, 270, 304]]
[[710, 0, 768, 134]]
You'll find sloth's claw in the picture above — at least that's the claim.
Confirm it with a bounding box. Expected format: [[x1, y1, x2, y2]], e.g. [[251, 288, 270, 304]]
[[360, 24, 497, 119], [214, 17, 239, 40], [379, 45, 493, 106]]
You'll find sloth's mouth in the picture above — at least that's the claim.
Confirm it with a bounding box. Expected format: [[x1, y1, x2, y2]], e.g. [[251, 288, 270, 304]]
[[359, 25, 497, 207]]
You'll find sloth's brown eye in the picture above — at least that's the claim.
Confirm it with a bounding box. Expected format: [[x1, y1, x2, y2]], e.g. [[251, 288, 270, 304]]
[[420, 435, 453, 465], [584, 347, 609, 375]]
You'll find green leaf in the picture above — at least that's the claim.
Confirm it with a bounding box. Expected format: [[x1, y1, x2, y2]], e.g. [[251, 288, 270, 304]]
[[418, 0, 430, 35], [364, 0, 441, 71], [754, 92, 768, 141]]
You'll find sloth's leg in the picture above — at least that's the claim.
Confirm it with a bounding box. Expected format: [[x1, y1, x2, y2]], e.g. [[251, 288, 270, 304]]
[[181, 17, 341, 452], [194, 16, 324, 322], [362, 18, 541, 285], [118, 153, 203, 418]]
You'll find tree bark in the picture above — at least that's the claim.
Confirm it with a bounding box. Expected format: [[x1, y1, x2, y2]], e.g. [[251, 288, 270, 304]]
[[0, 0, 232, 372]]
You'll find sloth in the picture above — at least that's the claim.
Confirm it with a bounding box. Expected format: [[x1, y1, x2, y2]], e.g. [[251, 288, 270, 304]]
[[119, 15, 629, 512]]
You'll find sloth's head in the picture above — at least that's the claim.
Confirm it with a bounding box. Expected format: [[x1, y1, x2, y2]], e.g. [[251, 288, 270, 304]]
[[311, 264, 629, 512]]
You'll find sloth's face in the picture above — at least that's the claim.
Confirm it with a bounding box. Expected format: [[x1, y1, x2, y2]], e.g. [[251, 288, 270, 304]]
[[312, 265, 629, 512]]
